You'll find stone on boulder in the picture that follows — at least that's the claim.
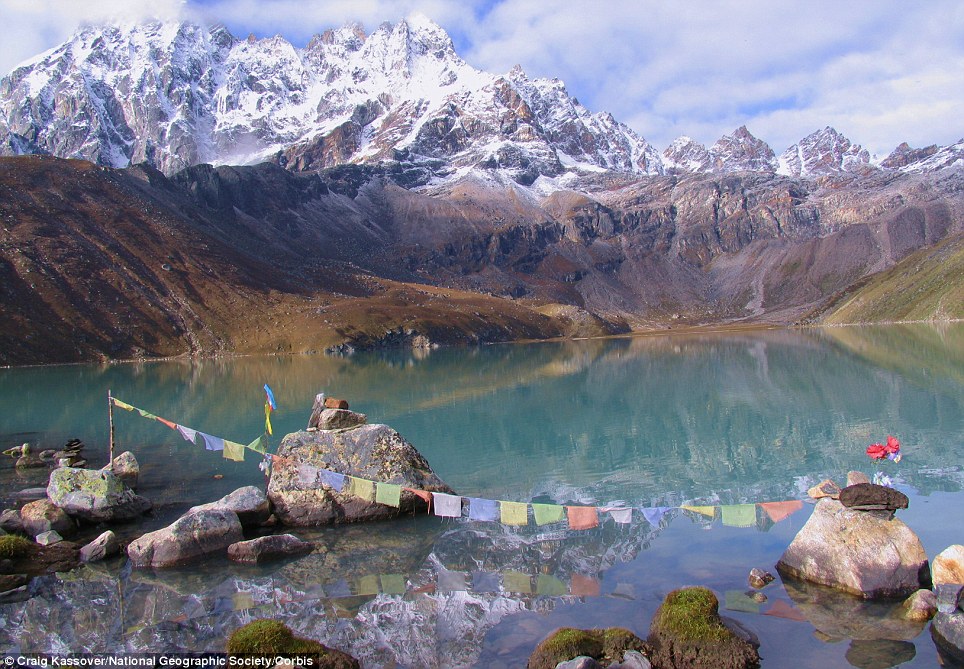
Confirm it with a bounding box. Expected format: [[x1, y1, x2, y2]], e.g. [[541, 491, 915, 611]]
[[900, 589, 937, 621], [776, 498, 929, 598], [314, 409, 367, 431], [47, 467, 151, 523], [15, 444, 46, 469], [325, 397, 349, 410], [127, 509, 243, 568], [808, 479, 841, 499], [847, 471, 871, 486], [227, 534, 314, 565], [0, 509, 23, 534], [933, 545, 964, 586], [80, 530, 119, 563], [267, 424, 454, 526], [20, 499, 76, 538], [102, 451, 139, 488], [188, 486, 271, 529], [839, 483, 908, 515], [748, 568, 774, 589], [35, 530, 63, 546]]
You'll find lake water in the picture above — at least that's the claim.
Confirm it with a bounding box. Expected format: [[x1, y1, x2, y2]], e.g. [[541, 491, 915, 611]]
[[0, 324, 962, 667]]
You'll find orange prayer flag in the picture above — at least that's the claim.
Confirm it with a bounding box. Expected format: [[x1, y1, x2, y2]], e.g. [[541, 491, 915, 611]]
[[405, 488, 433, 513], [759, 500, 804, 523], [570, 574, 601, 597], [566, 506, 599, 530], [155, 416, 177, 430]]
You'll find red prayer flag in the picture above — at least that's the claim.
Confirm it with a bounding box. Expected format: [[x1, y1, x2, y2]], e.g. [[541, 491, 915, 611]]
[[155, 416, 177, 430], [566, 506, 599, 530], [759, 500, 804, 523], [570, 574, 601, 597]]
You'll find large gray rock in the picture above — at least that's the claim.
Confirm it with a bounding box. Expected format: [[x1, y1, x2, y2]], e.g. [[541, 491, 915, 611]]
[[102, 451, 139, 488], [313, 408, 367, 431], [933, 545, 964, 586], [80, 530, 119, 563], [127, 509, 243, 568], [0, 509, 23, 534], [20, 499, 76, 538], [227, 534, 313, 564], [47, 467, 151, 523], [776, 498, 929, 598], [267, 424, 454, 526], [188, 486, 270, 529], [932, 612, 964, 665]]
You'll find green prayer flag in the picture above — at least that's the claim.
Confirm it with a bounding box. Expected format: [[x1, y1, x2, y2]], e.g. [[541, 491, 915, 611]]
[[136, 408, 158, 420], [223, 440, 245, 462], [532, 503, 565, 526], [500, 501, 528, 526], [503, 570, 532, 593], [246, 435, 267, 454], [376, 482, 402, 508], [350, 477, 375, 502], [112, 399, 134, 411], [380, 574, 406, 595], [536, 574, 568, 596], [355, 574, 379, 596], [721, 504, 757, 528]]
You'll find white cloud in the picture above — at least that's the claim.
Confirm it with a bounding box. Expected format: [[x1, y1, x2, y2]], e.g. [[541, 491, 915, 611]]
[[1, 0, 962, 157]]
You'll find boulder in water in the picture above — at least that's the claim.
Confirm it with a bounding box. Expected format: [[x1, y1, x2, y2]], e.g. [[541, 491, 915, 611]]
[[227, 534, 313, 564], [933, 545, 964, 586], [776, 498, 929, 598], [47, 467, 151, 523], [527, 627, 649, 669], [79, 530, 119, 563], [20, 499, 76, 538], [102, 451, 139, 489], [267, 423, 454, 526], [127, 509, 243, 568], [188, 486, 271, 529]]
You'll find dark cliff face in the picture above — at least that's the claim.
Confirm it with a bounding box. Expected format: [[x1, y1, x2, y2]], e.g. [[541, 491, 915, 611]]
[[2, 155, 962, 365]]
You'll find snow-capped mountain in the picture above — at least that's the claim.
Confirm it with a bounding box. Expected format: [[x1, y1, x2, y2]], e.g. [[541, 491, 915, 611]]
[[662, 126, 779, 174], [777, 126, 872, 177], [0, 16, 664, 181], [662, 136, 712, 173]]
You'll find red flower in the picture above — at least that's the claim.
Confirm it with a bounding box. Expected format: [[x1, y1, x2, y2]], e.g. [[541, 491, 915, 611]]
[[866, 443, 887, 460], [885, 435, 901, 454]]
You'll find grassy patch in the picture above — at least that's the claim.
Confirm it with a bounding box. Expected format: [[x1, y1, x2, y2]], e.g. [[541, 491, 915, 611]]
[[528, 626, 646, 669], [226, 619, 357, 669], [0, 535, 34, 559], [651, 587, 730, 642]]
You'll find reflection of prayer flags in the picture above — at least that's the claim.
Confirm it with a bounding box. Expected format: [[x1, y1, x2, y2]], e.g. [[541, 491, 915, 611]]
[[325, 580, 351, 598], [322, 470, 346, 492], [500, 501, 528, 526], [532, 503, 565, 526], [721, 504, 756, 527], [264, 403, 273, 435], [263, 384, 277, 410], [641, 506, 672, 527], [438, 569, 467, 592], [570, 574, 601, 597], [433, 493, 462, 518], [112, 399, 134, 411], [355, 574, 379, 596], [536, 574, 568, 596], [764, 599, 807, 621], [246, 435, 267, 454], [198, 432, 225, 452], [381, 574, 406, 595], [759, 500, 804, 523], [566, 506, 599, 530], [156, 416, 177, 430], [405, 488, 432, 512], [223, 441, 245, 462], [472, 571, 500, 593], [503, 571, 532, 594], [606, 507, 633, 525], [349, 477, 374, 502], [682, 505, 717, 519], [137, 408, 158, 420], [176, 425, 198, 445], [232, 592, 254, 610], [376, 483, 402, 508], [468, 497, 499, 521], [725, 590, 760, 613]]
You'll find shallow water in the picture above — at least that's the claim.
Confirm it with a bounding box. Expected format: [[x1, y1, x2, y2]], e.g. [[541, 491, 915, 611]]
[[1, 323, 962, 667]]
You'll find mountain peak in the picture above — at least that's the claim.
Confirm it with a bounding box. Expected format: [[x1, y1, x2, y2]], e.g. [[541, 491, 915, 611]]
[[710, 126, 776, 172], [778, 126, 870, 177]]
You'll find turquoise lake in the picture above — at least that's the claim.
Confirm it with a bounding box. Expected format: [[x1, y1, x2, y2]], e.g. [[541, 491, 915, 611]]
[[0, 323, 962, 667]]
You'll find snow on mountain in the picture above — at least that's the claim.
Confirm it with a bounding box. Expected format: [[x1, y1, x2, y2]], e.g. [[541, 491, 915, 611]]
[[662, 136, 712, 173], [777, 126, 872, 177], [884, 138, 964, 173], [0, 16, 665, 182], [708, 125, 778, 172]]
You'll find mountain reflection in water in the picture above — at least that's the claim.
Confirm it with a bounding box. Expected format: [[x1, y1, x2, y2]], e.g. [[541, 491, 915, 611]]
[[0, 324, 961, 667]]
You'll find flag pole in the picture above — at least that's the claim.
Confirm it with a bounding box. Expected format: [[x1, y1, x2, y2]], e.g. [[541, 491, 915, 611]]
[[107, 389, 115, 470]]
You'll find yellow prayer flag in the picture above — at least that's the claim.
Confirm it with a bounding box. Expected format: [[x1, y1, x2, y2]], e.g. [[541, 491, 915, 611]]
[[349, 477, 375, 502], [500, 501, 528, 526], [112, 398, 135, 411], [503, 570, 532, 593], [681, 505, 717, 519], [223, 440, 245, 462], [264, 402, 273, 436]]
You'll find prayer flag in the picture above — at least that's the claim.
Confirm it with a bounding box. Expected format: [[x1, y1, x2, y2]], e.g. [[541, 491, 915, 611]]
[[763, 599, 807, 621], [263, 384, 277, 410], [176, 425, 198, 445], [438, 569, 467, 592], [566, 506, 599, 530], [605, 507, 633, 525], [112, 398, 134, 411], [725, 590, 760, 613], [198, 432, 225, 452], [137, 408, 158, 420], [264, 402, 273, 436], [503, 571, 532, 594], [246, 435, 267, 454], [500, 501, 528, 526], [380, 574, 406, 595], [376, 482, 402, 508], [223, 440, 245, 462], [759, 500, 804, 523], [682, 505, 717, 519], [721, 504, 756, 527], [232, 592, 254, 611], [536, 574, 568, 596], [641, 506, 672, 527], [156, 416, 177, 430], [570, 574, 600, 597], [468, 497, 499, 521], [532, 503, 565, 526], [405, 488, 432, 512], [433, 492, 462, 518], [322, 469, 346, 492], [355, 574, 379, 596], [297, 463, 319, 487], [349, 477, 374, 502], [472, 571, 500, 594], [325, 580, 351, 598]]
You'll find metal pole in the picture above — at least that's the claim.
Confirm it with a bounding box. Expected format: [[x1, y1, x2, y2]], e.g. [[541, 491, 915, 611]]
[[108, 388, 115, 470]]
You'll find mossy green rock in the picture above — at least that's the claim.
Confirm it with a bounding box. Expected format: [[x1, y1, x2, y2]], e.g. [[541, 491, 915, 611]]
[[47, 467, 151, 523], [0, 535, 35, 559], [648, 587, 760, 669], [527, 626, 648, 669], [227, 619, 359, 669]]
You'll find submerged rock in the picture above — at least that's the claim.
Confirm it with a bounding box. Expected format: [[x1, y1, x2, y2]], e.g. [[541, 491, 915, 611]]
[[226, 619, 359, 668], [844, 639, 916, 669], [267, 423, 454, 526], [932, 612, 964, 666], [15, 444, 47, 469], [900, 589, 937, 621], [20, 499, 76, 538], [189, 486, 271, 529], [776, 498, 929, 598], [227, 534, 314, 564], [527, 627, 649, 669], [127, 509, 243, 568], [47, 467, 151, 523]]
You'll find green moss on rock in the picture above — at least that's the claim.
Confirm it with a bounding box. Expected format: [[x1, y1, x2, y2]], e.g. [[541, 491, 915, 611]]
[[527, 626, 647, 669], [0, 535, 35, 559], [651, 586, 730, 641], [227, 619, 359, 669]]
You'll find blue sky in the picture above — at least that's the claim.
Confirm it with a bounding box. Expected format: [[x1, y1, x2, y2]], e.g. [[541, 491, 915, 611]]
[[2, 0, 962, 156]]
